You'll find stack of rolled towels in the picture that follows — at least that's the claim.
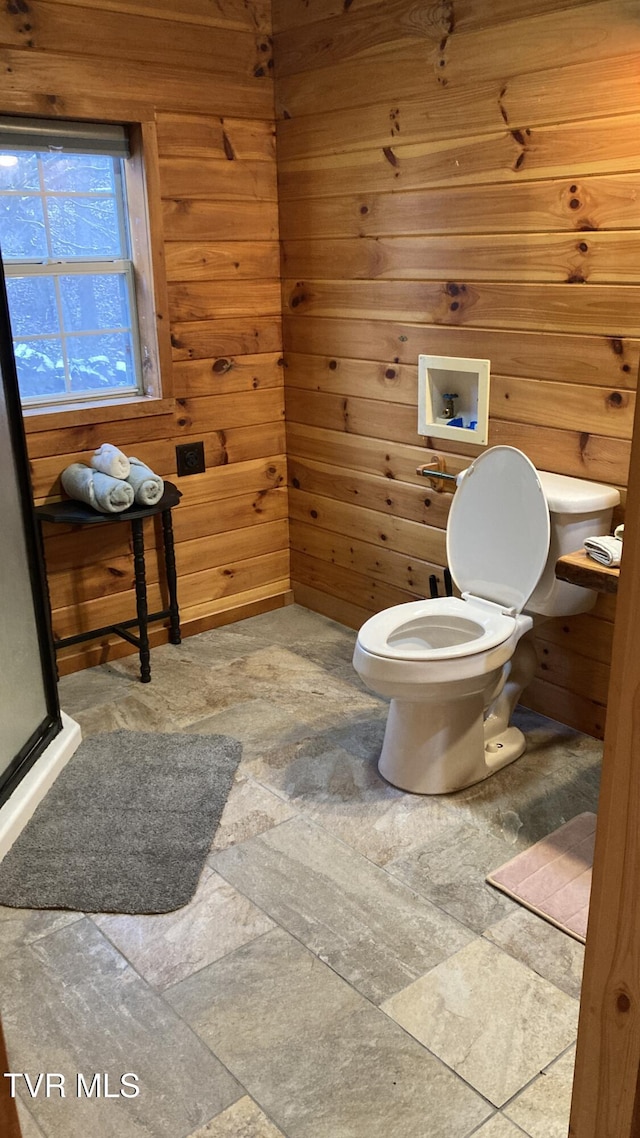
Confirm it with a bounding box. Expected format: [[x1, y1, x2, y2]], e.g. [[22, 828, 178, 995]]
[[61, 443, 164, 514], [584, 523, 624, 567]]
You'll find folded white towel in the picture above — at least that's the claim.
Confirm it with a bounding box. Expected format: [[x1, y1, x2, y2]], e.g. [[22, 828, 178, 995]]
[[584, 536, 623, 567], [126, 456, 164, 506], [91, 443, 130, 480], [61, 463, 134, 514]]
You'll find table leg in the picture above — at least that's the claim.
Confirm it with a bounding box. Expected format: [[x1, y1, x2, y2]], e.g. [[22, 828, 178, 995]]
[[131, 518, 151, 682], [161, 507, 181, 645]]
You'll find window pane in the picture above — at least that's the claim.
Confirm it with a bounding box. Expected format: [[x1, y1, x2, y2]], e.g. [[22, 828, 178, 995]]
[[59, 273, 131, 332], [0, 152, 39, 191], [6, 275, 59, 337], [67, 332, 137, 393], [47, 196, 121, 257], [14, 338, 66, 399], [40, 152, 116, 194], [0, 196, 48, 259]]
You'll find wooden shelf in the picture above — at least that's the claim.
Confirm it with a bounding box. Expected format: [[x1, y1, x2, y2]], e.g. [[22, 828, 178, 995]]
[[555, 550, 620, 595]]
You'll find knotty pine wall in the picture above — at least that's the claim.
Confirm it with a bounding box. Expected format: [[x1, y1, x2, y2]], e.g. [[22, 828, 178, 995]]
[[272, 0, 638, 738], [0, 0, 290, 674]]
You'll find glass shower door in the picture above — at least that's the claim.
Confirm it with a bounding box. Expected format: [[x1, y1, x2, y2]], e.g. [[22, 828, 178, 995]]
[[0, 254, 60, 804]]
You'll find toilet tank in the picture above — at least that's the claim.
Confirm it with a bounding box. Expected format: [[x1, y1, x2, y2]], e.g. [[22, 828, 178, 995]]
[[526, 470, 620, 617]]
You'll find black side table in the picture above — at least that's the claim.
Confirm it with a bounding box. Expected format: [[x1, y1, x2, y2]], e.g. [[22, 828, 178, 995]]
[[35, 482, 182, 683]]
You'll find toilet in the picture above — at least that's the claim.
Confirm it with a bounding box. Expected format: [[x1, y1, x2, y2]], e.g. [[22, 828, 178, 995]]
[[352, 445, 620, 794]]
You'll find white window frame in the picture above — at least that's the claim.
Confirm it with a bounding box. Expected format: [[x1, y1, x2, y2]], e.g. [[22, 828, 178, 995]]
[[0, 117, 167, 415]]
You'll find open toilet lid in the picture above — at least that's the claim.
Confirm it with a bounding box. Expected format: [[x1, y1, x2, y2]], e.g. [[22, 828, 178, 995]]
[[446, 446, 550, 614]]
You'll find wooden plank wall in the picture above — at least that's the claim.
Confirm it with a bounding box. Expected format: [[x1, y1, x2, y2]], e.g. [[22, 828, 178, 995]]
[[0, 0, 290, 673], [272, 0, 640, 738]]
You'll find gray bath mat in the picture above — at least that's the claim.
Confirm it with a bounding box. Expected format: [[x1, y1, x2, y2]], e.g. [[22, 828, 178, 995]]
[[0, 730, 242, 915]]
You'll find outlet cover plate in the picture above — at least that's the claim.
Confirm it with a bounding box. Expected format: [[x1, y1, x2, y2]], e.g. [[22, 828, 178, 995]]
[[176, 441, 205, 476]]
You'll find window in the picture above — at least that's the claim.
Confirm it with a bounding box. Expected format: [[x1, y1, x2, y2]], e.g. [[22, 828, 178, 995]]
[[0, 118, 157, 410]]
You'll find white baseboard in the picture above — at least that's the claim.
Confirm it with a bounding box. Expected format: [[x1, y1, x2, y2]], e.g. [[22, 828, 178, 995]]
[[0, 712, 82, 862]]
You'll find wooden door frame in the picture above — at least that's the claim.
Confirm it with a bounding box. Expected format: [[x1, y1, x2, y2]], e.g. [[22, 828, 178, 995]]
[[570, 389, 640, 1133]]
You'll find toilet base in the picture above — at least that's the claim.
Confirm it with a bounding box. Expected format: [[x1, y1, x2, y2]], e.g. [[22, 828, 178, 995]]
[[378, 696, 527, 795]]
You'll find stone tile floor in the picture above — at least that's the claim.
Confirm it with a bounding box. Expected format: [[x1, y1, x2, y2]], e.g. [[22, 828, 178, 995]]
[[0, 605, 602, 1138]]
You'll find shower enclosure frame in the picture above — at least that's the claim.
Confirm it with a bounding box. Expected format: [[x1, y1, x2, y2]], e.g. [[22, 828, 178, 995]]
[[0, 254, 62, 809]]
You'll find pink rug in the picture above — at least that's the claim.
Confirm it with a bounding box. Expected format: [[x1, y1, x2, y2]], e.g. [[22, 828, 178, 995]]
[[486, 812, 596, 943]]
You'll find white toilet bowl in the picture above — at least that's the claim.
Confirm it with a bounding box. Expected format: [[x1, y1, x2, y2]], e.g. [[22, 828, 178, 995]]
[[353, 446, 619, 794], [354, 596, 535, 793]]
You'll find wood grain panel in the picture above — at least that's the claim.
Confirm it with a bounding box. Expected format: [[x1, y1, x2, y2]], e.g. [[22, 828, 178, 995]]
[[159, 156, 278, 200], [284, 279, 640, 337], [282, 233, 640, 285], [279, 175, 640, 240], [291, 549, 416, 612], [168, 280, 281, 323], [286, 388, 631, 484], [283, 321, 638, 388], [287, 421, 468, 486], [171, 485, 288, 544], [26, 410, 175, 460], [0, 3, 271, 78], [39, 469, 287, 573], [274, 0, 451, 78], [31, 429, 286, 502], [286, 354, 418, 403], [165, 242, 280, 282], [54, 0, 271, 33], [534, 613, 615, 666], [534, 638, 611, 707], [272, 0, 600, 39], [279, 116, 640, 201], [522, 676, 607, 739], [291, 580, 370, 631], [488, 419, 631, 486], [0, 48, 273, 119], [170, 317, 282, 361], [156, 112, 275, 161], [275, 0, 629, 80], [48, 518, 289, 611], [276, 3, 640, 111], [172, 455, 287, 507], [286, 386, 421, 445], [289, 454, 451, 529], [173, 388, 285, 432], [278, 56, 640, 160], [286, 362, 634, 445], [290, 518, 444, 596], [491, 377, 635, 440], [290, 487, 448, 564], [162, 198, 279, 242], [172, 352, 284, 399], [51, 549, 290, 640]]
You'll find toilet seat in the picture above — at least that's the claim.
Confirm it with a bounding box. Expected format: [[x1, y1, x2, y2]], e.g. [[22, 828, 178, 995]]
[[356, 447, 550, 666], [357, 596, 517, 662], [448, 446, 550, 613]]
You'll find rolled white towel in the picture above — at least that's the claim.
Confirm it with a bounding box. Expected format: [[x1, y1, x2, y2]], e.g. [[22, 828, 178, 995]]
[[61, 463, 134, 514], [61, 463, 96, 509], [91, 442, 130, 480], [126, 456, 164, 506], [583, 536, 622, 567], [93, 470, 135, 513]]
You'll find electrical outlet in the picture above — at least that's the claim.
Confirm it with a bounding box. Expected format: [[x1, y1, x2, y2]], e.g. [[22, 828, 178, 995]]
[[176, 441, 205, 477]]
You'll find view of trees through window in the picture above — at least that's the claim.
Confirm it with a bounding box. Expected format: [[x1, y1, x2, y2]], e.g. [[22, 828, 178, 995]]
[[0, 149, 141, 404]]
